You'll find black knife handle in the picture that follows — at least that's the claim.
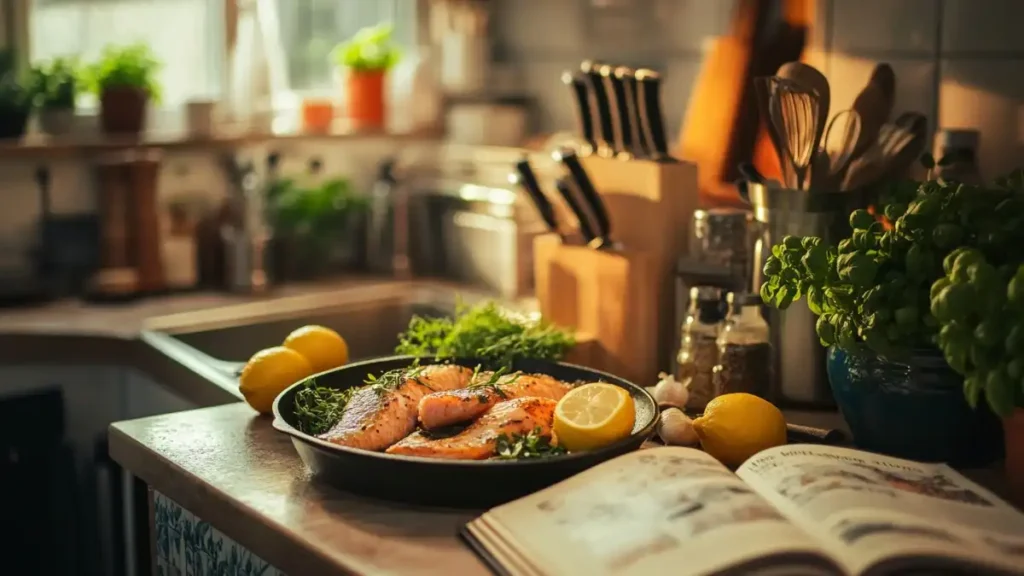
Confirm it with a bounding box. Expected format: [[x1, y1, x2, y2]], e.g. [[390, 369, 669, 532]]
[[598, 64, 628, 159], [513, 159, 560, 237], [554, 148, 611, 240], [580, 60, 615, 158], [561, 72, 596, 156], [636, 69, 671, 161], [553, 176, 597, 244], [615, 66, 644, 160]]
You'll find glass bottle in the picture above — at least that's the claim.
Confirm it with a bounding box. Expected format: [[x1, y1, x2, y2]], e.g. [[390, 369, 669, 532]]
[[712, 292, 772, 399], [676, 286, 723, 410]]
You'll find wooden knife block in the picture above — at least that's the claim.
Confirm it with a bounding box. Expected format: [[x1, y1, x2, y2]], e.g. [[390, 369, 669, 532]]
[[534, 156, 699, 384], [533, 234, 658, 385]]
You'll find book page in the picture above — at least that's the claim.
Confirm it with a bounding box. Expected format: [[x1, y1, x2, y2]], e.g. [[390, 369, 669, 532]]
[[737, 444, 1024, 575], [481, 447, 836, 576]]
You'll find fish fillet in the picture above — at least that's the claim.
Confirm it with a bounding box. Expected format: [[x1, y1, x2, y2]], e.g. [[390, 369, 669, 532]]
[[417, 372, 572, 430], [387, 397, 558, 460], [318, 364, 472, 451]]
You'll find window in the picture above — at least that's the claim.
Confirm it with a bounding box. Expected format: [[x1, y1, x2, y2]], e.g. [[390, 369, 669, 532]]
[[30, 0, 224, 108], [276, 0, 417, 94], [29, 0, 418, 110]]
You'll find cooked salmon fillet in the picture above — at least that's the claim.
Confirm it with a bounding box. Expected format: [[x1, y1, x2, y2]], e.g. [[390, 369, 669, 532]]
[[417, 372, 571, 430], [387, 397, 557, 460], [318, 364, 472, 451]]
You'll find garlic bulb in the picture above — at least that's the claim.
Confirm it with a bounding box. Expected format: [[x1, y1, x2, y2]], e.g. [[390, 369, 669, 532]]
[[651, 371, 690, 408], [658, 408, 700, 446]]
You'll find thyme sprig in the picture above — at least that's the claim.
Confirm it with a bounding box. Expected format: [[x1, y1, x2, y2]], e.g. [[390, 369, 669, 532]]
[[494, 427, 566, 460], [467, 365, 519, 400], [294, 378, 354, 435]]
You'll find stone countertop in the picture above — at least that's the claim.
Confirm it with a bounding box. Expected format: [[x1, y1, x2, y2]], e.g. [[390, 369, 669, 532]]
[[110, 403, 489, 576]]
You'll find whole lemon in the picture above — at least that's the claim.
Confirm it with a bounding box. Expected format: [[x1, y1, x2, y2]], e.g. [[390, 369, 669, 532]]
[[282, 325, 349, 373], [239, 346, 314, 414], [692, 393, 787, 468]]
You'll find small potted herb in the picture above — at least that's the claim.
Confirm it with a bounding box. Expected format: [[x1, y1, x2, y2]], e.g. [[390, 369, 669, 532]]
[[83, 43, 162, 136], [31, 57, 79, 136], [0, 49, 32, 140], [331, 23, 402, 130]]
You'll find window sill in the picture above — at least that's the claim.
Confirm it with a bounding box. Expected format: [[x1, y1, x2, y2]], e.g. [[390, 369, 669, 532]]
[[0, 126, 444, 160]]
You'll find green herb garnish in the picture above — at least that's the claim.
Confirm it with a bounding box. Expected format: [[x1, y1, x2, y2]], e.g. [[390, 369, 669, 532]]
[[395, 300, 575, 367], [467, 365, 519, 400], [366, 360, 425, 396], [294, 378, 354, 435], [494, 427, 566, 460]]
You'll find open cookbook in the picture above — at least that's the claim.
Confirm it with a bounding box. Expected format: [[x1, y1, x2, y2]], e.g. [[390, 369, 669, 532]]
[[462, 444, 1024, 576]]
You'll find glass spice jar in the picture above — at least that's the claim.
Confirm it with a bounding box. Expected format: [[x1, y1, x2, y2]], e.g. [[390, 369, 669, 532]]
[[676, 286, 723, 410], [712, 292, 772, 399]]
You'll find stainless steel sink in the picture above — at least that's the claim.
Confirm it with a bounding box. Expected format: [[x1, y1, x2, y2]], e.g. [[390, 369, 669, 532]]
[[141, 281, 537, 400], [173, 299, 451, 363]]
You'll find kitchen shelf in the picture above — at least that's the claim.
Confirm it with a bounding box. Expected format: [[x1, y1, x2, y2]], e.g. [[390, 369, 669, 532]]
[[0, 127, 443, 159]]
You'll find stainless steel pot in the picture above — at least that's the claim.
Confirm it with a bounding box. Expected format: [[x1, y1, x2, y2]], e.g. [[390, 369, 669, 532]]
[[748, 183, 874, 408]]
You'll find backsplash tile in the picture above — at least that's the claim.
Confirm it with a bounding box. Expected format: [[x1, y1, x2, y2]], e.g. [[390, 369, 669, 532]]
[[831, 0, 940, 55], [653, 0, 735, 54], [939, 58, 1024, 179], [826, 56, 938, 132], [942, 0, 1024, 55]]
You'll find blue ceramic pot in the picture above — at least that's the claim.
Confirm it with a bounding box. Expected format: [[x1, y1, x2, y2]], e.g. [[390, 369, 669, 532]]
[[826, 346, 1004, 467]]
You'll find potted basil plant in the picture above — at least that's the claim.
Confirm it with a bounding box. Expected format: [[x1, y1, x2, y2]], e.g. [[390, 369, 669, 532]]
[[31, 57, 79, 136], [83, 43, 162, 136], [0, 49, 32, 140], [331, 23, 402, 130], [759, 160, 1024, 468]]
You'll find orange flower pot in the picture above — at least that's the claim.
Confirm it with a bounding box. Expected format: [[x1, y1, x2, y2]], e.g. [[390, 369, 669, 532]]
[[344, 69, 386, 130], [301, 98, 334, 133], [1005, 408, 1024, 508]]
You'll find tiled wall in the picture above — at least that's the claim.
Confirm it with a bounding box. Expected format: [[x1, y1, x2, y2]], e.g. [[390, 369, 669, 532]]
[[495, 0, 1024, 181]]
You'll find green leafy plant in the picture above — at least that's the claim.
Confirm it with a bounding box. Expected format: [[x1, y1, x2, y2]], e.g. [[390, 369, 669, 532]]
[[330, 23, 402, 72], [396, 300, 576, 367], [0, 49, 31, 113], [268, 175, 369, 238], [83, 43, 162, 102], [30, 57, 79, 109], [760, 162, 1024, 416]]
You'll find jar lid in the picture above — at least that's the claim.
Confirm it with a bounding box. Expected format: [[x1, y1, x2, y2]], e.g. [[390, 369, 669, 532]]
[[690, 285, 722, 301], [726, 291, 761, 306], [936, 129, 979, 151]]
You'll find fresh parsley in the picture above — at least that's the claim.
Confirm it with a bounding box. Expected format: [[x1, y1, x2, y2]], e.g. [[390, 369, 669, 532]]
[[494, 427, 567, 460], [395, 300, 575, 367]]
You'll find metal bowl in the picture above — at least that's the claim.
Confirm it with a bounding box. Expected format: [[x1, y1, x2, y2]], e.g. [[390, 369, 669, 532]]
[[273, 355, 659, 508]]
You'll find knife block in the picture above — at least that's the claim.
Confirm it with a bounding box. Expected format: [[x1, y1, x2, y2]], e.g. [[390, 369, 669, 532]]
[[533, 233, 659, 386], [577, 156, 699, 379]]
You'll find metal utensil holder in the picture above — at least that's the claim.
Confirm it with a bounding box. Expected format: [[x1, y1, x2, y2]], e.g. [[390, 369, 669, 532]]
[[748, 183, 873, 408]]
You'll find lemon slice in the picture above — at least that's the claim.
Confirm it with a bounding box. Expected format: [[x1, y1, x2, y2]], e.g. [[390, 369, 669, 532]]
[[554, 383, 636, 451]]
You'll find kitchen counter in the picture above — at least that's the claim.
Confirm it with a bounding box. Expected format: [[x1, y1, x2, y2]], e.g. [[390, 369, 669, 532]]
[[110, 402, 490, 576], [0, 276, 492, 405]]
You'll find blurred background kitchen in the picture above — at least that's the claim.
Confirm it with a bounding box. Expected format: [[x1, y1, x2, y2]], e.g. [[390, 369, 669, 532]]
[[0, 0, 1022, 574]]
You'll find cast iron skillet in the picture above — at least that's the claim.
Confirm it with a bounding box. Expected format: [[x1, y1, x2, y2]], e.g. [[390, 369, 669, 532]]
[[273, 355, 658, 508]]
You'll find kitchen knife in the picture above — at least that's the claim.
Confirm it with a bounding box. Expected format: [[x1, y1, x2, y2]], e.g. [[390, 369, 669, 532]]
[[580, 60, 616, 158], [511, 158, 562, 240], [561, 71, 596, 156], [553, 176, 598, 245], [635, 68, 673, 162], [615, 66, 645, 160], [598, 64, 629, 159], [553, 148, 617, 250]]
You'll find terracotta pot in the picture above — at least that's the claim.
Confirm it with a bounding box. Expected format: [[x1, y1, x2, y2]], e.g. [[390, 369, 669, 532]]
[[344, 69, 385, 130], [1005, 408, 1024, 508], [99, 86, 149, 136]]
